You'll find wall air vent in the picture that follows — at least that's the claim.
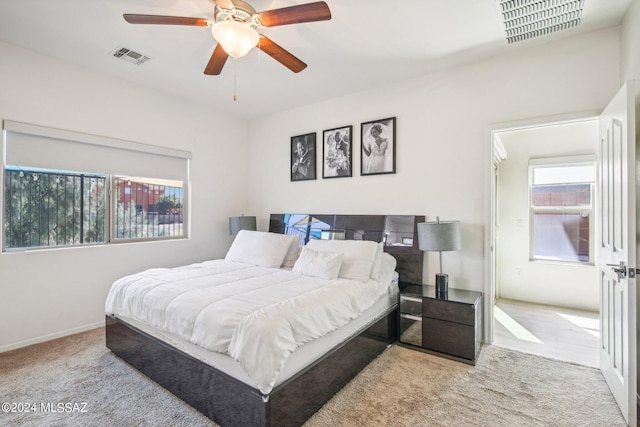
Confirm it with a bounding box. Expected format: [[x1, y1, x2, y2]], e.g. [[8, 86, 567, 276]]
[[499, 0, 584, 44], [112, 46, 150, 65]]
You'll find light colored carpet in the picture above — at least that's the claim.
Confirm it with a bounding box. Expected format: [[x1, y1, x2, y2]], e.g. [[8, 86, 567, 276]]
[[0, 327, 625, 426]]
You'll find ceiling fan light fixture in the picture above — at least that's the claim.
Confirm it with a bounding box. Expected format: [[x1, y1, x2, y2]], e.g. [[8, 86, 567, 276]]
[[211, 20, 259, 59]]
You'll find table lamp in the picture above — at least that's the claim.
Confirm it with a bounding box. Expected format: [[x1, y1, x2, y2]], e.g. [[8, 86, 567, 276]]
[[417, 217, 461, 295], [229, 215, 257, 235]]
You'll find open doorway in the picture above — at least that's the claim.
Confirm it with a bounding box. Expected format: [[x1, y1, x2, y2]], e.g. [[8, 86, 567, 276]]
[[490, 118, 600, 367]]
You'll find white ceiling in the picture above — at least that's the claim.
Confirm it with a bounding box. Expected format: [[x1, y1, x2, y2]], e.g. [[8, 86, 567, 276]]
[[0, 0, 632, 120]]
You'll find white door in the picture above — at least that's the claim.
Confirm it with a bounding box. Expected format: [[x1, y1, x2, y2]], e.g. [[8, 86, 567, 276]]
[[598, 81, 637, 426]]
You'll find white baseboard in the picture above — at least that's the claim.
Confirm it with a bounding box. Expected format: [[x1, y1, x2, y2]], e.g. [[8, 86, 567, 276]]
[[0, 321, 104, 353]]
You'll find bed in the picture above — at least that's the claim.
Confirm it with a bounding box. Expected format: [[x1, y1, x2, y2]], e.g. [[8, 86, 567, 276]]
[[105, 214, 424, 426]]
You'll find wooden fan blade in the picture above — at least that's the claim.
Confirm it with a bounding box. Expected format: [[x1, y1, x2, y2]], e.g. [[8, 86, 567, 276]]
[[213, 0, 236, 10], [204, 44, 228, 75], [258, 1, 331, 27], [258, 36, 307, 73], [123, 14, 209, 26]]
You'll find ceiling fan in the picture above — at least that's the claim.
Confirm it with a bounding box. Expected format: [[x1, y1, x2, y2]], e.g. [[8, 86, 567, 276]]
[[123, 0, 332, 76]]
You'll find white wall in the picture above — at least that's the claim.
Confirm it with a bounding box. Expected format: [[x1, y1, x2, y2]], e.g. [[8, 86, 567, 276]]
[[496, 121, 599, 311], [247, 28, 622, 300], [0, 41, 248, 351], [621, 0, 640, 89]]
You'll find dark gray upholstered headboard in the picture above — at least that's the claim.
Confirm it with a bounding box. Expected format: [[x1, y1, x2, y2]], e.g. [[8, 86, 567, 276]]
[[269, 214, 424, 285]]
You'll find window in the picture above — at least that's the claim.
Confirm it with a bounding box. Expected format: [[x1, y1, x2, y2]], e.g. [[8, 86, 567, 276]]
[[113, 177, 184, 240], [2, 120, 190, 251], [4, 167, 107, 248], [529, 158, 595, 263]]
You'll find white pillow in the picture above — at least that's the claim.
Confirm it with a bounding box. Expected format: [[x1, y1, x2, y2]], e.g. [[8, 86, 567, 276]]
[[225, 230, 293, 268], [292, 246, 343, 279], [306, 239, 379, 282], [373, 252, 398, 285], [281, 235, 303, 268], [369, 242, 385, 280]]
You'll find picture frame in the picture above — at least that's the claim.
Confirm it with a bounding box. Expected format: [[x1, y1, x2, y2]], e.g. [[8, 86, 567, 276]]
[[322, 125, 352, 178], [290, 132, 316, 181], [360, 117, 396, 176]]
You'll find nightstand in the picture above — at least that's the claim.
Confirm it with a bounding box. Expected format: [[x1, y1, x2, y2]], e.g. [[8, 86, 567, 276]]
[[398, 284, 483, 364]]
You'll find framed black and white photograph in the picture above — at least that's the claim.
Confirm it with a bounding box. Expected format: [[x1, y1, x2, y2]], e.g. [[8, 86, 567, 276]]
[[361, 117, 396, 176], [322, 125, 352, 178], [290, 132, 316, 181]]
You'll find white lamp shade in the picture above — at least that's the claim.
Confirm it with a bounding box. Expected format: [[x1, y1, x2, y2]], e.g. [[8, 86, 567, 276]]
[[417, 221, 461, 252], [229, 216, 257, 235], [211, 21, 259, 59]]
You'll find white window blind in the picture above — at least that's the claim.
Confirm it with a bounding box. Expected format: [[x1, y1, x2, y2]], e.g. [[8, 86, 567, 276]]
[[3, 120, 191, 182]]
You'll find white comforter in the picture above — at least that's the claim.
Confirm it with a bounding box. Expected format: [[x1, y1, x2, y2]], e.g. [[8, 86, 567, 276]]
[[105, 259, 392, 394]]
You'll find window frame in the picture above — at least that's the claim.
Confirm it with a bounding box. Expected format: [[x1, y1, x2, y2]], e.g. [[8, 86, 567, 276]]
[[528, 156, 596, 265]]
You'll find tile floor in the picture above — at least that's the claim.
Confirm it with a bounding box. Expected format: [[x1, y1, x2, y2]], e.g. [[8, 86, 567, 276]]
[[492, 298, 600, 368]]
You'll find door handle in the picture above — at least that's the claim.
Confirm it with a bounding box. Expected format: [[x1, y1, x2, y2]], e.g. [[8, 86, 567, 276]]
[[607, 262, 627, 280]]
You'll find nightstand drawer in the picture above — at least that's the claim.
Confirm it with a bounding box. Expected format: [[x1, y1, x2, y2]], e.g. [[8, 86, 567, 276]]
[[423, 298, 476, 326], [422, 317, 476, 360], [400, 294, 422, 317]]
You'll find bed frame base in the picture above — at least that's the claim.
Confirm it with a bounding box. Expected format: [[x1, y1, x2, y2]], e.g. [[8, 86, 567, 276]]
[[106, 307, 397, 427]]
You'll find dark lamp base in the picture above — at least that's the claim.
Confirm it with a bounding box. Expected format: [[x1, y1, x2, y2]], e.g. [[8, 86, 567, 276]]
[[435, 273, 448, 295]]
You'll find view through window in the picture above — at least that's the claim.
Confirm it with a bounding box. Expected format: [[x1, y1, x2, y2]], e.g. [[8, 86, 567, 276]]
[[4, 167, 106, 248], [113, 176, 184, 240], [530, 161, 595, 263], [4, 167, 185, 250]]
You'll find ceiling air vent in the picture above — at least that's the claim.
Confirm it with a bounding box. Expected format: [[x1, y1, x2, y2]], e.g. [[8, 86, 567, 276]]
[[112, 46, 150, 65], [499, 0, 584, 44]]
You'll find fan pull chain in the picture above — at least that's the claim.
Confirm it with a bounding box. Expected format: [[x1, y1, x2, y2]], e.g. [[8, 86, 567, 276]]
[[233, 58, 237, 101]]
